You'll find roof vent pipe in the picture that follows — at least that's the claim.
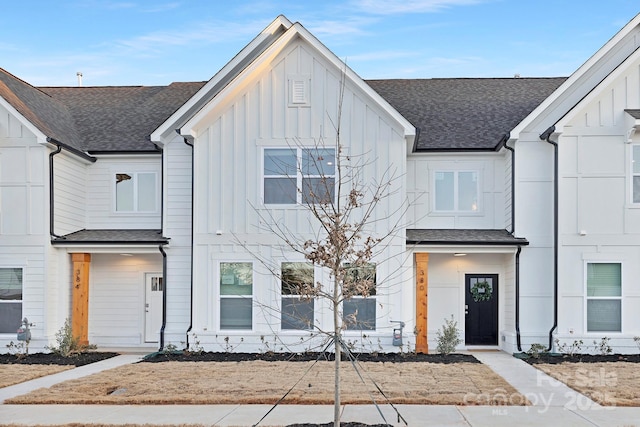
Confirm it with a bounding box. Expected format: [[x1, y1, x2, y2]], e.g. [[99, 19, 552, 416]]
[[76, 72, 83, 86]]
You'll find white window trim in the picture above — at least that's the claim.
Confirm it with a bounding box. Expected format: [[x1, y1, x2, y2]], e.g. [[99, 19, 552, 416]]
[[0, 266, 23, 335], [217, 261, 254, 332], [583, 261, 623, 334], [432, 169, 481, 214], [261, 147, 336, 206], [112, 171, 160, 214]]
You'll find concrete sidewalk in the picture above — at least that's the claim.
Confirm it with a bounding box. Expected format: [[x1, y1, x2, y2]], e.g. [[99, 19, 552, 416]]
[[1, 351, 639, 426]]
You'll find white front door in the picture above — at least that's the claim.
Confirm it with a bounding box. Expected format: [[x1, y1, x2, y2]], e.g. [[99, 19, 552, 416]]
[[145, 273, 163, 343]]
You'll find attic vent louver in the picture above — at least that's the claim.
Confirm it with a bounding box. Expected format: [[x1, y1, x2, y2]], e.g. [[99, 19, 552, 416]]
[[288, 75, 310, 107]]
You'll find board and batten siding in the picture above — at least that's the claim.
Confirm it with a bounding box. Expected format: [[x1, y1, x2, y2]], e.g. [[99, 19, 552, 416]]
[[0, 104, 50, 350], [184, 39, 409, 351], [85, 155, 161, 230], [551, 54, 640, 351], [405, 153, 508, 230]]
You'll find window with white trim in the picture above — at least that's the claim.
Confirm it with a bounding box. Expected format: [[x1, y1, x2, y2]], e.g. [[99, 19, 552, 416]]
[[0, 268, 22, 333], [219, 262, 253, 330], [263, 148, 335, 205], [115, 172, 157, 212], [343, 263, 376, 331], [586, 262, 621, 332], [632, 145, 640, 203], [434, 171, 479, 212], [281, 262, 314, 330]]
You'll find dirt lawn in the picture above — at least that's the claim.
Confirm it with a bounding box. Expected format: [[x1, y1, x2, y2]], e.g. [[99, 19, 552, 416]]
[[4, 360, 528, 405], [534, 362, 640, 406]]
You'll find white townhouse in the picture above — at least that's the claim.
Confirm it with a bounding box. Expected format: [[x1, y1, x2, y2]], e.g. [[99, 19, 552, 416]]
[[1, 14, 640, 354]]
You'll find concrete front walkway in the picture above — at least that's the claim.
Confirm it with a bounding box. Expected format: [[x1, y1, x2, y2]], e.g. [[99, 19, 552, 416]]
[[1, 351, 639, 426]]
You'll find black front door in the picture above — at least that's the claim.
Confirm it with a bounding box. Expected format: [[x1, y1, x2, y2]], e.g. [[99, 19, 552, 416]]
[[465, 274, 498, 345]]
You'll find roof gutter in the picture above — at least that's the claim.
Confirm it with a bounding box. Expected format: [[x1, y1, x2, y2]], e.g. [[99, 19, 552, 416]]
[[46, 137, 97, 163], [540, 125, 558, 352]]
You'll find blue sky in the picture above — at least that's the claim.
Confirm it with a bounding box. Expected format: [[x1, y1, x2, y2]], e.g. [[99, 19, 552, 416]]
[[1, 1, 638, 86]]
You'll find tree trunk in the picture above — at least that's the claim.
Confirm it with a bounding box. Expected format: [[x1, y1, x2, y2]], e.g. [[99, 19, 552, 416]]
[[333, 288, 341, 426]]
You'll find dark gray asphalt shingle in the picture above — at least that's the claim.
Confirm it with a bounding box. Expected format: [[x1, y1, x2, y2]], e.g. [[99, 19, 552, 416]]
[[41, 82, 206, 152], [406, 229, 528, 245], [52, 229, 169, 245], [625, 109, 640, 119], [0, 68, 83, 149], [2, 66, 567, 154], [367, 78, 567, 151]]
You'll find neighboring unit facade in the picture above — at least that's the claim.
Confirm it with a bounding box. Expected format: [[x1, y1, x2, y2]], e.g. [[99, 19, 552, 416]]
[[1, 14, 639, 354]]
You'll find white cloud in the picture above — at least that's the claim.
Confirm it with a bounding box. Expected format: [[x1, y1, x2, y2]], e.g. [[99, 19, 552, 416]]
[[111, 20, 261, 54], [351, 0, 485, 15]]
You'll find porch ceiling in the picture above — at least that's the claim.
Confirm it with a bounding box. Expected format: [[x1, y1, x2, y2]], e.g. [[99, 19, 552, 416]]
[[406, 229, 528, 245]]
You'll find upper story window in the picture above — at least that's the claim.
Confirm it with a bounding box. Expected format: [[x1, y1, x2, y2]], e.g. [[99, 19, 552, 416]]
[[115, 172, 157, 212], [263, 148, 335, 205], [632, 145, 640, 204], [434, 171, 479, 212], [0, 268, 22, 334], [586, 262, 621, 333]]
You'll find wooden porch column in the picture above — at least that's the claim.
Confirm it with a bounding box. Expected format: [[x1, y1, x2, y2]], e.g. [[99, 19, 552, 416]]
[[415, 253, 429, 353], [71, 253, 91, 346]]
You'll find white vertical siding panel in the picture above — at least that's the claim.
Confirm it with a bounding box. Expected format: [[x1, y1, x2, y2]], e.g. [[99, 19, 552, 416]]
[[0, 106, 51, 352]]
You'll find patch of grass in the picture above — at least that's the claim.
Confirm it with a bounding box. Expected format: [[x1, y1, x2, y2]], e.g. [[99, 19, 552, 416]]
[[5, 360, 528, 406]]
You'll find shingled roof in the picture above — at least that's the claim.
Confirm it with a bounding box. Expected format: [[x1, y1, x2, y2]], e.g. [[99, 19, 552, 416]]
[[41, 82, 205, 152], [367, 78, 567, 151], [406, 229, 528, 245], [0, 68, 83, 148], [2, 65, 567, 154], [0, 68, 205, 153]]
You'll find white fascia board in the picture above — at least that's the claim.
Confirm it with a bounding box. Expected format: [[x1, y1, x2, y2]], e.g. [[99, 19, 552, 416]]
[[181, 21, 416, 140], [0, 96, 48, 145], [510, 13, 640, 140], [150, 15, 293, 145], [554, 47, 640, 132]]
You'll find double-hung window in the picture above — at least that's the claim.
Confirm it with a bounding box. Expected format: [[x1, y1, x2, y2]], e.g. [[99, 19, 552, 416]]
[[263, 148, 335, 204], [281, 262, 314, 330], [219, 262, 253, 330], [633, 145, 640, 204], [115, 172, 157, 212], [0, 268, 22, 333], [343, 263, 376, 330], [586, 262, 622, 332], [434, 171, 479, 212]]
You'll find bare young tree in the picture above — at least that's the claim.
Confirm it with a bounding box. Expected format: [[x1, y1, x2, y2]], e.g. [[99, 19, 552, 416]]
[[242, 79, 407, 426]]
